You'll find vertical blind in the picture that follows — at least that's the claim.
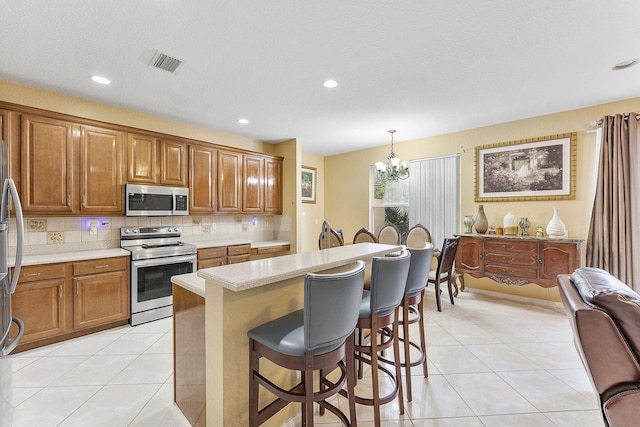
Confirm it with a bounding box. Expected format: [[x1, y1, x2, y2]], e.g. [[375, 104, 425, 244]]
[[408, 155, 460, 246]]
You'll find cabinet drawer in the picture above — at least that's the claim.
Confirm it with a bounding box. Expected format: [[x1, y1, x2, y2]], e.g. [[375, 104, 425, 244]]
[[198, 247, 226, 260], [484, 253, 537, 267], [228, 254, 250, 264], [198, 258, 226, 269], [17, 264, 66, 283], [484, 240, 537, 254], [73, 257, 128, 276], [485, 264, 537, 279], [255, 245, 288, 255], [227, 244, 251, 256]]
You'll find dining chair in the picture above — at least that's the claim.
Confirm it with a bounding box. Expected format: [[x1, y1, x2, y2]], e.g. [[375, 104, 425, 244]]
[[351, 249, 410, 427], [248, 261, 366, 426], [428, 237, 460, 312], [403, 224, 432, 248], [318, 220, 344, 249], [377, 223, 401, 245], [352, 227, 378, 244]]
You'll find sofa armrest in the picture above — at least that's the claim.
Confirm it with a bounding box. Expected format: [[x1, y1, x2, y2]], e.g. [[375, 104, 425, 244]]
[[604, 388, 640, 427], [557, 275, 640, 394]]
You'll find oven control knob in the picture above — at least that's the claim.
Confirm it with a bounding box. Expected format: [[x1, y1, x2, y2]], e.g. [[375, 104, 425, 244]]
[[174, 227, 180, 233], [123, 229, 131, 234], [133, 229, 139, 233]]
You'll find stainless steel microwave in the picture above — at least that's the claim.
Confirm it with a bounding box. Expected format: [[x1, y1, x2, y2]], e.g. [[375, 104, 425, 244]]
[[125, 184, 189, 216]]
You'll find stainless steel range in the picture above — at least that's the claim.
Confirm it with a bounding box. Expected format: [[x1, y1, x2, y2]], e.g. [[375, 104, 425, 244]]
[[120, 226, 197, 326]]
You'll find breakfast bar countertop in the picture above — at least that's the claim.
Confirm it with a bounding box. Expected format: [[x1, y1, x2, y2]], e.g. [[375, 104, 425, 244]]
[[196, 242, 400, 292]]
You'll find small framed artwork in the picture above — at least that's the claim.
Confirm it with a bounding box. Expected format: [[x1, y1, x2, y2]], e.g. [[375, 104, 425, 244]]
[[475, 132, 577, 202], [301, 165, 317, 204]]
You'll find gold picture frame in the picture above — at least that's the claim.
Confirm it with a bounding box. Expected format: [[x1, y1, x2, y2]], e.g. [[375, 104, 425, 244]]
[[475, 132, 577, 202], [301, 165, 317, 204]]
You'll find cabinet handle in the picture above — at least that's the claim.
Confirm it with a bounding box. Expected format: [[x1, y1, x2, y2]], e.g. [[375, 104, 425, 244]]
[[502, 245, 515, 251], [502, 257, 515, 263], [23, 272, 41, 277], [75, 282, 79, 295], [59, 285, 62, 298], [67, 195, 71, 206], [94, 265, 109, 269]]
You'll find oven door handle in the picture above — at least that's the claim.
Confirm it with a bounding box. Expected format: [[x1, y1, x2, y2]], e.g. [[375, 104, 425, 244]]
[[131, 254, 197, 268]]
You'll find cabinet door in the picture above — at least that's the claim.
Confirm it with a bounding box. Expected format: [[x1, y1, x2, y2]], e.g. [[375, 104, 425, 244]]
[[456, 237, 484, 271], [160, 139, 187, 187], [242, 154, 263, 212], [539, 241, 579, 285], [217, 150, 242, 212], [73, 270, 129, 330], [189, 146, 216, 213], [264, 157, 283, 214], [80, 125, 124, 213], [21, 115, 76, 213], [12, 278, 66, 344], [127, 133, 158, 183]]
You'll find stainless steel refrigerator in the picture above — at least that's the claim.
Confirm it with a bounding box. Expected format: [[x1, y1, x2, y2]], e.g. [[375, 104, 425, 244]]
[[0, 137, 24, 356]]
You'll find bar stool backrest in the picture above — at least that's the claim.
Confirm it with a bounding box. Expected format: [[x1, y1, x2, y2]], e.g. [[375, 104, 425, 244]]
[[304, 260, 366, 353], [369, 249, 411, 317], [406, 244, 435, 297]]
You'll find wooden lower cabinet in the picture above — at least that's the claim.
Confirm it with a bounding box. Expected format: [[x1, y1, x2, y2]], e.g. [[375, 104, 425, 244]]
[[455, 235, 582, 288], [197, 244, 251, 268], [11, 256, 130, 352], [11, 264, 66, 345]]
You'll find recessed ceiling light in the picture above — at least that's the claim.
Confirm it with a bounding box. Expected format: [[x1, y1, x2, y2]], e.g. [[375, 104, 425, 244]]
[[91, 75, 111, 85], [612, 59, 638, 70], [323, 80, 338, 88], [238, 119, 249, 124]]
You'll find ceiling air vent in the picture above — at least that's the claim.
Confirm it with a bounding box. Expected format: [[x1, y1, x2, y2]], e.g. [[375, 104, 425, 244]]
[[149, 51, 184, 73]]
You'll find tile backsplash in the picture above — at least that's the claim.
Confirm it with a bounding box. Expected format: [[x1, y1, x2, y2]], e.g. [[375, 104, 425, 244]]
[[11, 215, 291, 256]]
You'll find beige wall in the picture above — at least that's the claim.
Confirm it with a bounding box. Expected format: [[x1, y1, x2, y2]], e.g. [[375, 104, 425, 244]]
[[299, 152, 325, 252], [0, 79, 265, 153], [324, 97, 640, 301]]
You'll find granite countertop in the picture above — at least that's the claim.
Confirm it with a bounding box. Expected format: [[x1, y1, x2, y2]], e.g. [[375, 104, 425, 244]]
[[193, 243, 400, 293], [194, 239, 290, 249], [11, 248, 131, 267]]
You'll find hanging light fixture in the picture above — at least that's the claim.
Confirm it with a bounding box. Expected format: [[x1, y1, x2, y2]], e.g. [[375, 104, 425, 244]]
[[375, 130, 409, 181]]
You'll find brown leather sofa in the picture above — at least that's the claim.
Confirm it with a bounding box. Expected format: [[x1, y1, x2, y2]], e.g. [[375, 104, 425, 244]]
[[557, 267, 640, 427]]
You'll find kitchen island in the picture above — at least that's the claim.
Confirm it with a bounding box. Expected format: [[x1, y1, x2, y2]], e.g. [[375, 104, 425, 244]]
[[171, 243, 401, 427]]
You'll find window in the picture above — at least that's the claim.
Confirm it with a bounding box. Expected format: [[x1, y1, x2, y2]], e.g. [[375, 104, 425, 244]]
[[371, 154, 460, 245]]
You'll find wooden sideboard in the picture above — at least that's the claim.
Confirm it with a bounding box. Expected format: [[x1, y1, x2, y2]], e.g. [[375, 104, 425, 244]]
[[455, 234, 582, 289]]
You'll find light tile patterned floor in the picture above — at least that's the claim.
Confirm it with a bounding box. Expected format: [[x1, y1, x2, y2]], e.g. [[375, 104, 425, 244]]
[[0, 290, 606, 426]]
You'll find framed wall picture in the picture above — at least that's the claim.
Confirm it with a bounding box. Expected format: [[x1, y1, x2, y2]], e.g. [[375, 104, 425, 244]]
[[301, 165, 317, 204], [475, 132, 577, 202]]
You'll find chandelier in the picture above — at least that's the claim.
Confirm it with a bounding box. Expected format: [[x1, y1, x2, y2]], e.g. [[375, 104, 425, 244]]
[[375, 130, 409, 181]]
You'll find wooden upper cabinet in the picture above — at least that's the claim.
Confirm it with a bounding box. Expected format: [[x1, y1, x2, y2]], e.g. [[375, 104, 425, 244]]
[[21, 115, 76, 213], [79, 125, 124, 213], [242, 154, 263, 213], [217, 150, 242, 212], [160, 139, 187, 187], [127, 133, 158, 183], [189, 145, 216, 213], [264, 157, 283, 214]]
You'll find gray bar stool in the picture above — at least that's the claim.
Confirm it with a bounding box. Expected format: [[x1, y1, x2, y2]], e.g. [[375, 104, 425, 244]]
[[351, 249, 410, 427], [396, 244, 435, 401], [248, 261, 366, 426]]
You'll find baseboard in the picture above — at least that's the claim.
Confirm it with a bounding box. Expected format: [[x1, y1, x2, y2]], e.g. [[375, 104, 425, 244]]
[[463, 287, 564, 311]]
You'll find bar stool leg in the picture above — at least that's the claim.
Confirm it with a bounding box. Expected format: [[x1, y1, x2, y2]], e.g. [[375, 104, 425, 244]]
[[392, 309, 405, 415], [418, 293, 429, 377], [402, 299, 413, 401]]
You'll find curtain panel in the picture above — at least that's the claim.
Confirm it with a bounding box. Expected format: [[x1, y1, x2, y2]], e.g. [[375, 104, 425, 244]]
[[586, 113, 640, 290]]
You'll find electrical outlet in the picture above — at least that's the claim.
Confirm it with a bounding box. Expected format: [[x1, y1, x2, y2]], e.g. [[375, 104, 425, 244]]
[[212, 223, 217, 230]]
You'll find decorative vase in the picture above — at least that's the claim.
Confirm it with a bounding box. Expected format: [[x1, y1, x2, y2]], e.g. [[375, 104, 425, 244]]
[[519, 217, 531, 236], [503, 212, 518, 235], [463, 215, 474, 233], [546, 206, 568, 239], [474, 205, 488, 234], [535, 226, 544, 238]]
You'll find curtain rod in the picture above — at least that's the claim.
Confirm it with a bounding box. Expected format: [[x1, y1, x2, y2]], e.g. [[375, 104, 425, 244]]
[[592, 114, 640, 127]]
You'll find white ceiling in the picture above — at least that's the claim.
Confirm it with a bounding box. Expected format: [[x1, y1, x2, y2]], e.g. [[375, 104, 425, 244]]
[[1, 1, 639, 156]]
